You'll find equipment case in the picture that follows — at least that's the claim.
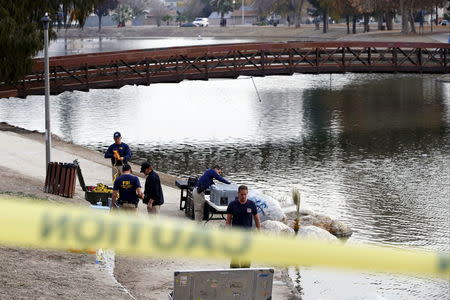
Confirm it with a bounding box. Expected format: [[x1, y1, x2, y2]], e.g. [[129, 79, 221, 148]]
[[210, 183, 238, 206]]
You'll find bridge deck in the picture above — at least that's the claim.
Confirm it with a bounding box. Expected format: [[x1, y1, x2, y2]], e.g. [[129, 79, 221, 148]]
[[1, 41, 449, 98]]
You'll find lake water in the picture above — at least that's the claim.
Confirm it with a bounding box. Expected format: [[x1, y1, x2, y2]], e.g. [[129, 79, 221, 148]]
[[2, 37, 449, 299]]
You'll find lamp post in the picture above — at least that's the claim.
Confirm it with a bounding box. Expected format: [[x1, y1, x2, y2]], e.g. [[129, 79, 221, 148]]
[[232, 0, 235, 25], [41, 13, 52, 167], [241, 0, 244, 25]]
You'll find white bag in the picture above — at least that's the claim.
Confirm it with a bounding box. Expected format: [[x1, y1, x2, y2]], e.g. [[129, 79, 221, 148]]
[[248, 190, 286, 223]]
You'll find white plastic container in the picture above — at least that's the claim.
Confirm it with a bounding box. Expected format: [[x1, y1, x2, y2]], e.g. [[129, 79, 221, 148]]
[[209, 183, 238, 206]]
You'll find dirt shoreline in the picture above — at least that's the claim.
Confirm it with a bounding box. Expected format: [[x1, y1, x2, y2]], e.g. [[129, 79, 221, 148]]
[[0, 122, 299, 299]]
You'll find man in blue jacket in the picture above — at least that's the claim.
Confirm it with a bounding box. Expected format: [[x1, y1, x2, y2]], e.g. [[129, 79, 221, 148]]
[[104, 131, 132, 181], [193, 165, 230, 222]]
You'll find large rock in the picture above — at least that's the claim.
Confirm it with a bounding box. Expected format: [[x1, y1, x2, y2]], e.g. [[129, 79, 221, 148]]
[[296, 225, 338, 241], [330, 220, 353, 238], [261, 220, 295, 236], [248, 190, 286, 223], [286, 211, 353, 239]]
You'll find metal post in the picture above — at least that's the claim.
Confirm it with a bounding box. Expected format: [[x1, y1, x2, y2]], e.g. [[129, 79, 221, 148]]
[[41, 13, 51, 167], [241, 0, 244, 25]]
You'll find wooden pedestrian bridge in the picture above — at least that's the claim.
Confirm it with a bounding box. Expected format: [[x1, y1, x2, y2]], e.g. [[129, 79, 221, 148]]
[[1, 41, 449, 98]]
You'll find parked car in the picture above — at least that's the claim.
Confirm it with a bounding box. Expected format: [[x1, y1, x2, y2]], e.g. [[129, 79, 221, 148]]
[[180, 22, 196, 27], [193, 17, 209, 27], [440, 20, 448, 26]]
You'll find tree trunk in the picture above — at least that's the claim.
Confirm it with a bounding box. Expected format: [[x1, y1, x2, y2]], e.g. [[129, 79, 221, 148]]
[[352, 15, 357, 34], [363, 14, 369, 32], [386, 11, 393, 30], [346, 15, 350, 34], [322, 10, 328, 33], [435, 5, 438, 25], [297, 0, 305, 27], [409, 10, 416, 33], [98, 15, 102, 32], [400, 0, 409, 33], [377, 13, 383, 30], [63, 5, 68, 28], [294, 13, 300, 28]]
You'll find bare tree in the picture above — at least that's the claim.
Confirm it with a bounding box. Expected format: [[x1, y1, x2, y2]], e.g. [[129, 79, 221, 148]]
[[149, 0, 168, 26], [94, 0, 119, 31], [183, 0, 207, 20], [120, 0, 150, 17]]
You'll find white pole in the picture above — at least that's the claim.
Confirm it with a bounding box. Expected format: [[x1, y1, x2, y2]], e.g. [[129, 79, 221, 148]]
[[41, 13, 52, 167], [241, 0, 244, 25]]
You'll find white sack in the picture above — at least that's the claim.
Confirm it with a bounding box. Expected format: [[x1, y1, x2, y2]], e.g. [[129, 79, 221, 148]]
[[248, 190, 286, 223]]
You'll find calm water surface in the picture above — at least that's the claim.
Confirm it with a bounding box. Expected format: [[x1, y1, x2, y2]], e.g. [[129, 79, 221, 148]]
[[2, 38, 449, 299]]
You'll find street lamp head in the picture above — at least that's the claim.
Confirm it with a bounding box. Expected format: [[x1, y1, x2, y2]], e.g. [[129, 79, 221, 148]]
[[41, 12, 51, 29]]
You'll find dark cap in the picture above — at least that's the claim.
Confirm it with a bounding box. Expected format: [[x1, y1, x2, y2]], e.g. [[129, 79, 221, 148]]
[[122, 164, 131, 172], [140, 162, 151, 173], [113, 131, 121, 138]]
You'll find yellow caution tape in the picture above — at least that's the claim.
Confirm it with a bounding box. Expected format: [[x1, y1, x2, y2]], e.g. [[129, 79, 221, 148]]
[[0, 197, 448, 278]]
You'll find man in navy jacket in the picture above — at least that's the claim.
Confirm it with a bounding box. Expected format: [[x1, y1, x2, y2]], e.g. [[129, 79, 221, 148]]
[[193, 165, 230, 222], [104, 131, 132, 181], [141, 162, 164, 214]]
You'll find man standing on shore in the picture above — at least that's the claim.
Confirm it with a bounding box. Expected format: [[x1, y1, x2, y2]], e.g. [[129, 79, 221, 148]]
[[104, 131, 132, 181], [193, 165, 231, 222], [111, 164, 143, 212], [226, 185, 260, 268], [140, 162, 164, 214]]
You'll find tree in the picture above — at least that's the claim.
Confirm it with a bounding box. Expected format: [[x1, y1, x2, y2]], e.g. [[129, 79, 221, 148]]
[[0, 0, 102, 83], [181, 0, 206, 20], [210, 0, 233, 25], [308, 0, 336, 33], [94, 0, 119, 31], [121, 0, 150, 17], [273, 0, 306, 27], [176, 13, 187, 26], [112, 4, 134, 26], [254, 0, 276, 23], [334, 0, 359, 34], [162, 14, 172, 25], [148, 0, 168, 27]]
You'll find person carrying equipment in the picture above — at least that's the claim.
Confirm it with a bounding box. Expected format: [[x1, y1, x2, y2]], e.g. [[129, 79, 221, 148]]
[[104, 131, 132, 182], [193, 165, 231, 222]]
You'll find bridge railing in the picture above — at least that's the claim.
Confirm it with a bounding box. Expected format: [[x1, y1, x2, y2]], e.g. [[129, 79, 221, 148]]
[[1, 42, 449, 98]]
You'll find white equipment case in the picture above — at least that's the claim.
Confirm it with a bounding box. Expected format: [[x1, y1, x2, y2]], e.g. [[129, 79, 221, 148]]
[[210, 183, 238, 206]]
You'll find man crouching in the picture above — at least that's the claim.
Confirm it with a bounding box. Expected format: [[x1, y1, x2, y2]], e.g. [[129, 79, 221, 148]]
[[111, 164, 143, 211]]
